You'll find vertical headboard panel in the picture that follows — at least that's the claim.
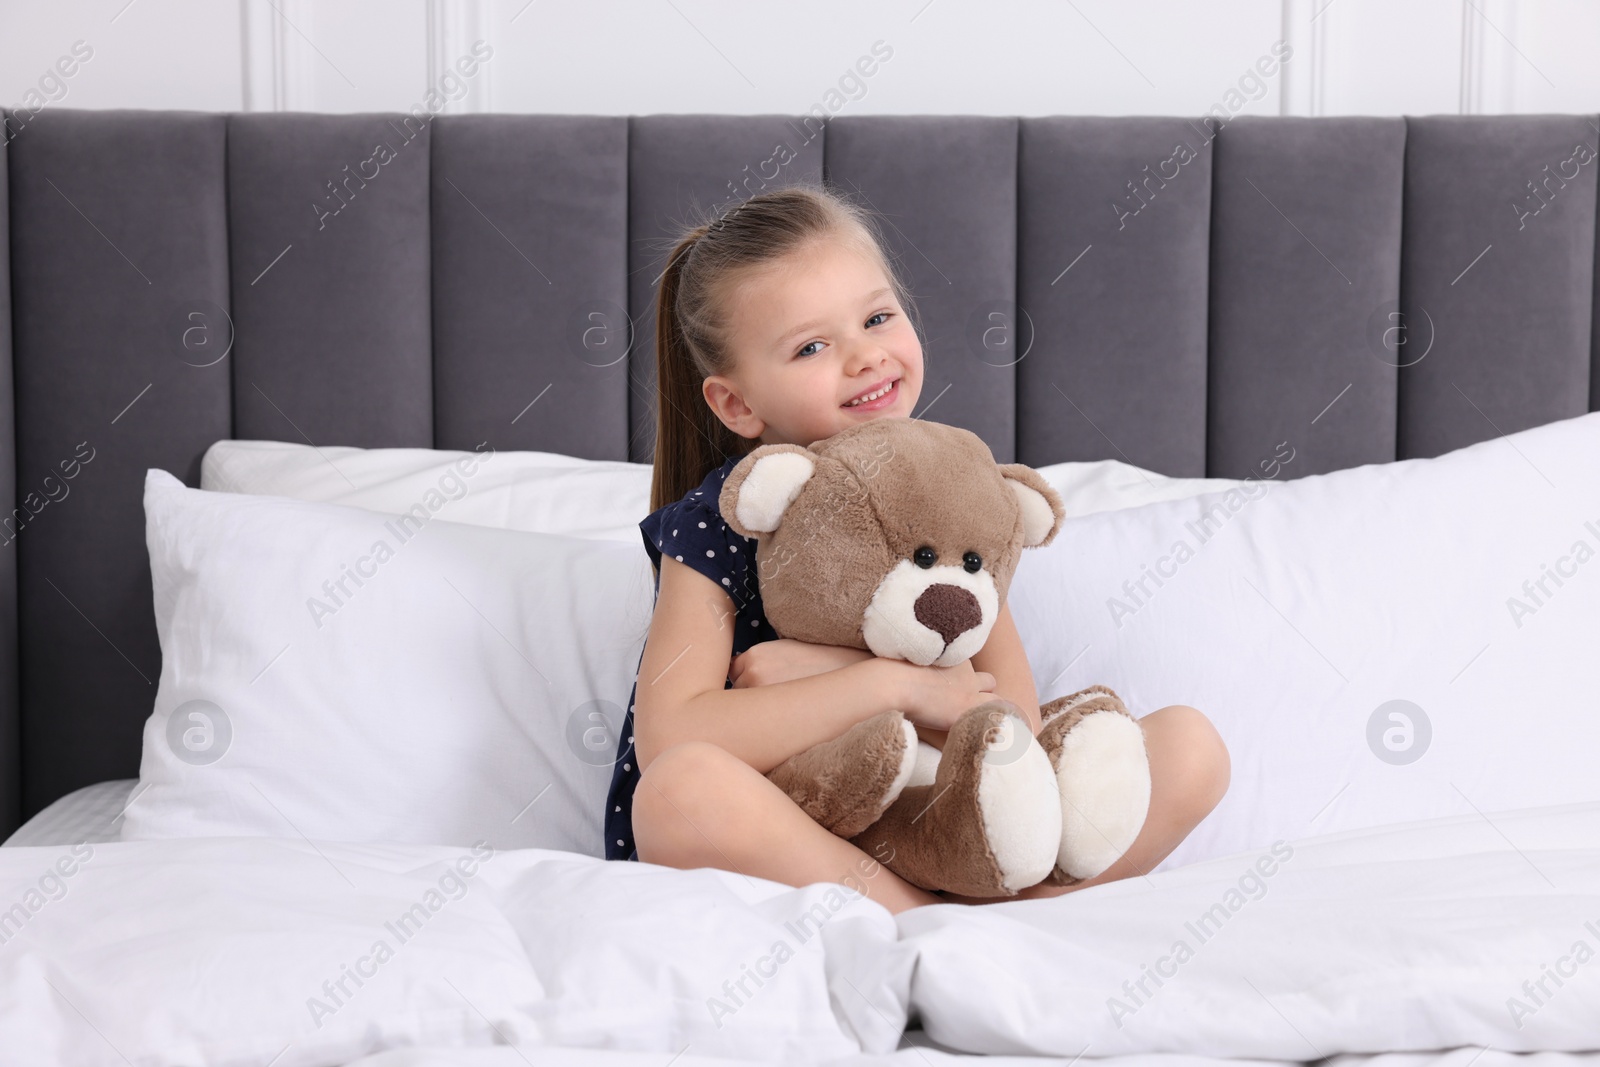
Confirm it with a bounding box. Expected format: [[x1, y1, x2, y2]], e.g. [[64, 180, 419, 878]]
[[431, 116, 631, 457], [1399, 116, 1597, 461], [1017, 117, 1215, 476], [8, 111, 232, 816], [1594, 173, 1600, 414], [625, 114, 827, 464], [228, 113, 435, 448], [0, 122, 15, 834], [1207, 117, 1407, 479], [825, 116, 1021, 461]]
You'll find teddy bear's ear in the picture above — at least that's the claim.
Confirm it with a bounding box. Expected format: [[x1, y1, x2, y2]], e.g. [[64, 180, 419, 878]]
[[998, 463, 1065, 547], [719, 444, 817, 538]]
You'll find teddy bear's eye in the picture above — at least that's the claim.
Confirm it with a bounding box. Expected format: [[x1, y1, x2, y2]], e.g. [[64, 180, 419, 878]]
[[913, 546, 937, 569], [963, 551, 982, 573]]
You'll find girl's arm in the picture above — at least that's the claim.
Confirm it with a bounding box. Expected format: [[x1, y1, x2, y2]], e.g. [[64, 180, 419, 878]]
[[965, 600, 1042, 735], [730, 601, 1043, 752], [728, 639, 872, 689], [633, 556, 939, 775], [910, 601, 1040, 750]]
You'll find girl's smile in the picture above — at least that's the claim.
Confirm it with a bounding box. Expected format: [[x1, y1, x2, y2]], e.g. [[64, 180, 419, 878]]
[[842, 376, 902, 412]]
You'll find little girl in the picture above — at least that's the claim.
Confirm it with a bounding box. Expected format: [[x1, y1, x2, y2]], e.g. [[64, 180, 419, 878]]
[[605, 183, 1230, 914]]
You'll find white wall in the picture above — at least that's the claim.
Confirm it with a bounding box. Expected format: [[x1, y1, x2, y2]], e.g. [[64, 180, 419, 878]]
[[1, 0, 1597, 119]]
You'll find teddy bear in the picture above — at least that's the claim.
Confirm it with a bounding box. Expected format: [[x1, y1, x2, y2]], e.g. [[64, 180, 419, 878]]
[[717, 417, 1152, 898]]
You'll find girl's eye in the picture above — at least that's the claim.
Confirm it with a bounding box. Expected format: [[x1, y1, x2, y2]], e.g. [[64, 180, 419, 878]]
[[796, 312, 890, 357]]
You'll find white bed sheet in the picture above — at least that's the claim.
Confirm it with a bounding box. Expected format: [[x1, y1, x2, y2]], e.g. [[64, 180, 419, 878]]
[[0, 801, 1594, 1064], [901, 802, 1600, 1057], [344, 1048, 1600, 1066]]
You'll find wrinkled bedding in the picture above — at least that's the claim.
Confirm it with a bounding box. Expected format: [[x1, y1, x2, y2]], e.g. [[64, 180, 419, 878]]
[[1, 801, 1595, 1065]]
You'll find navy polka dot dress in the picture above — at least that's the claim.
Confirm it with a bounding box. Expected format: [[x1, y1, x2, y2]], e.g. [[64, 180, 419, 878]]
[[604, 455, 779, 861]]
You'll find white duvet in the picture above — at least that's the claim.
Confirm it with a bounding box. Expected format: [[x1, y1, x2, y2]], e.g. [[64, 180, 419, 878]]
[[1, 802, 1596, 1065]]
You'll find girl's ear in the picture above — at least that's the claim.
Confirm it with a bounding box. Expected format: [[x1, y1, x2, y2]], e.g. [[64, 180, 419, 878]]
[[998, 463, 1065, 547], [719, 444, 817, 538]]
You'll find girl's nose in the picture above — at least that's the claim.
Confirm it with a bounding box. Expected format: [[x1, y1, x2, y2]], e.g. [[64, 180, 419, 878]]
[[843, 342, 887, 374]]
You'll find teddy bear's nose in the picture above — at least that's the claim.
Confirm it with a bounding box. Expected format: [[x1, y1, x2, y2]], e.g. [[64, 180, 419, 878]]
[[914, 584, 983, 646]]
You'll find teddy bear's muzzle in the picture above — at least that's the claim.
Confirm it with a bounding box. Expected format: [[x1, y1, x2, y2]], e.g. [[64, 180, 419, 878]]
[[862, 559, 1002, 667]]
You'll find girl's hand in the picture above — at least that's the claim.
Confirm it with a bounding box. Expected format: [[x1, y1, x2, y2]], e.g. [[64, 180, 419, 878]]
[[892, 659, 999, 733], [729, 638, 875, 689]]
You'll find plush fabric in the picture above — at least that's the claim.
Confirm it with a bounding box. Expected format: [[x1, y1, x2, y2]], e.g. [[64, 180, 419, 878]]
[[719, 418, 1152, 896]]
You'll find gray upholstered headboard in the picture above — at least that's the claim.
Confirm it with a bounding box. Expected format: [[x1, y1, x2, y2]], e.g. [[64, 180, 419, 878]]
[[1, 109, 1596, 835]]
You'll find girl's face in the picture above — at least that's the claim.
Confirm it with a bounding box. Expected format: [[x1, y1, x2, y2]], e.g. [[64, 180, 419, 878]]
[[703, 235, 924, 449]]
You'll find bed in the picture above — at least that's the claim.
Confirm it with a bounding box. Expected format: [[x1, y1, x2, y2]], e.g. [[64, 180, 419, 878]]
[[0, 108, 1596, 1063]]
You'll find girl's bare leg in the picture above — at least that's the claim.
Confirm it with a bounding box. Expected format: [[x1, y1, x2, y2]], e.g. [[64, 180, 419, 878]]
[[633, 740, 944, 915], [941, 704, 1231, 904]]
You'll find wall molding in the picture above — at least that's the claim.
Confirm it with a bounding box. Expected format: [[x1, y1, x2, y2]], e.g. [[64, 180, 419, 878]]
[[1459, 0, 1518, 115], [220, 0, 1568, 119], [240, 0, 316, 112], [426, 0, 493, 114], [1279, 0, 1327, 117]]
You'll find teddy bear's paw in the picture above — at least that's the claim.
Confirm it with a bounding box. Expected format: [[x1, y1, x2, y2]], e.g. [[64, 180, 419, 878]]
[[767, 710, 918, 839], [970, 704, 1065, 893], [848, 701, 1059, 897], [881, 718, 921, 814], [906, 739, 942, 789], [1038, 702, 1151, 883], [1041, 685, 1126, 728]]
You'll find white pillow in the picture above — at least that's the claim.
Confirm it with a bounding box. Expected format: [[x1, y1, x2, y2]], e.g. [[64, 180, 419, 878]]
[[200, 438, 1253, 537], [201, 439, 653, 542], [1011, 410, 1600, 874], [1035, 456, 1258, 516], [121, 470, 655, 853]]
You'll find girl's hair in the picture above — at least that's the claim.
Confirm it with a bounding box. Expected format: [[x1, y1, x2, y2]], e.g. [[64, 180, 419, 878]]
[[649, 180, 919, 511]]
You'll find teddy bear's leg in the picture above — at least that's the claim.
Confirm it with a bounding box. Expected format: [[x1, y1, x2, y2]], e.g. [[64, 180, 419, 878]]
[[766, 710, 920, 839], [847, 700, 1061, 897], [1034, 686, 1152, 887]]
